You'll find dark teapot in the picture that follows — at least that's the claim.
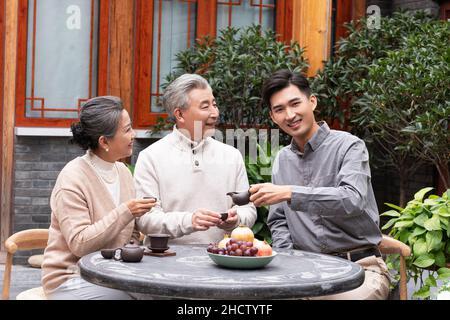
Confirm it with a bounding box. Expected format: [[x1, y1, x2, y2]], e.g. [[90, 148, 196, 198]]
[[114, 240, 144, 262], [227, 190, 251, 206]]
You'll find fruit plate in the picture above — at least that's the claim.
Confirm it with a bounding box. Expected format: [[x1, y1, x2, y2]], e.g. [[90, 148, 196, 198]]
[[207, 251, 277, 269]]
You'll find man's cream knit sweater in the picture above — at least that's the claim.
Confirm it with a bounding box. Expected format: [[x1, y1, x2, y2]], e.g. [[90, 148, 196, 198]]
[[42, 157, 138, 294], [135, 127, 257, 245]]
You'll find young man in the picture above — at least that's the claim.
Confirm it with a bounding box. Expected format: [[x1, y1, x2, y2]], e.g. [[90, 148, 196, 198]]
[[134, 74, 256, 245], [249, 69, 390, 300]]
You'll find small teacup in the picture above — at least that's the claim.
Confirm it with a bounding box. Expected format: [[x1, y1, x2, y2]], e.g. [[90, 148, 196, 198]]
[[147, 233, 170, 251], [100, 248, 115, 259]]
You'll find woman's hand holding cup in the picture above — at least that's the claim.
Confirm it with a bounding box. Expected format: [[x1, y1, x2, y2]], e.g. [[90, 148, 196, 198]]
[[126, 197, 156, 217]]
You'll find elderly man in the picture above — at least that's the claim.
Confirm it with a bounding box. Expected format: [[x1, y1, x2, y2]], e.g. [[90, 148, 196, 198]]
[[134, 73, 256, 244]]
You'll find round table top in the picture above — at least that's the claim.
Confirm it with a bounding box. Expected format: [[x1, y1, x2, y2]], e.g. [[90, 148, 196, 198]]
[[79, 244, 365, 299]]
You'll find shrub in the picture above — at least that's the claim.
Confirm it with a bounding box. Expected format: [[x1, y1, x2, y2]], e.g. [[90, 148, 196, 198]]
[[165, 24, 308, 129], [311, 11, 449, 206], [381, 187, 450, 299]]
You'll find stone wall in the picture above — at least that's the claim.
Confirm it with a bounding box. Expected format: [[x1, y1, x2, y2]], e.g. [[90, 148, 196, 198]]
[[13, 136, 84, 264], [367, 0, 440, 16], [392, 0, 440, 16]]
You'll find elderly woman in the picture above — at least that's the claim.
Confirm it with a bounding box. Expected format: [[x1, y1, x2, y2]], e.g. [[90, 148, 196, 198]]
[[42, 96, 156, 300]]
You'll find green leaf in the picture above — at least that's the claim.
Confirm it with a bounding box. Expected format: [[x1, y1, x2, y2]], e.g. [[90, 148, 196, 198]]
[[413, 253, 435, 268], [411, 227, 427, 237], [414, 187, 433, 202], [437, 267, 450, 280], [384, 203, 404, 212], [380, 210, 401, 217], [448, 220, 450, 238], [252, 222, 264, 234], [394, 220, 414, 229], [426, 230, 443, 252], [436, 206, 450, 217], [382, 218, 398, 230], [398, 229, 410, 244], [413, 213, 429, 227], [424, 198, 438, 206], [425, 275, 437, 287], [434, 251, 446, 268], [424, 215, 442, 231], [413, 285, 430, 299], [413, 238, 427, 256]]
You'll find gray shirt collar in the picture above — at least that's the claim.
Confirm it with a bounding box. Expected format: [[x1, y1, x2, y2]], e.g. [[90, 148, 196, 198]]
[[289, 121, 330, 155]]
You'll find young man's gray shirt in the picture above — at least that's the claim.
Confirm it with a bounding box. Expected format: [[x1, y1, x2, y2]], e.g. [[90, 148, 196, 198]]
[[267, 121, 381, 253]]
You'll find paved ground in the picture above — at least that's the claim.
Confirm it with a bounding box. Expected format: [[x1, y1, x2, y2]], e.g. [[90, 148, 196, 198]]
[[0, 263, 446, 300], [0, 265, 42, 300]]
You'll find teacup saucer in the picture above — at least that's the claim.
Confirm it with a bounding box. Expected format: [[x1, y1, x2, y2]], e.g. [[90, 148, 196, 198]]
[[148, 246, 170, 253]]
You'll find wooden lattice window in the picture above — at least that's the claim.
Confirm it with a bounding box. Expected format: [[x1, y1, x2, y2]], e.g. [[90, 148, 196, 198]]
[[216, 0, 275, 30], [134, 0, 293, 128], [15, 0, 108, 127]]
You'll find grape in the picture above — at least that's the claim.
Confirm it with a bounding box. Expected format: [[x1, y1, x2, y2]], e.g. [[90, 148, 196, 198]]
[[207, 241, 266, 257]]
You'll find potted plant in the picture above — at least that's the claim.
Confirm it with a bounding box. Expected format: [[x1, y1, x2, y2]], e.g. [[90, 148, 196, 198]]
[[381, 187, 450, 299]]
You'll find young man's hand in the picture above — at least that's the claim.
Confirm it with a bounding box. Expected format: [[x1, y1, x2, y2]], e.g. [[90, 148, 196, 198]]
[[249, 183, 292, 207]]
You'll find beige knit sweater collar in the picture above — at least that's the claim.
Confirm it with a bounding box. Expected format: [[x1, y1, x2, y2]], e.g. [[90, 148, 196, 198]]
[[171, 126, 210, 152]]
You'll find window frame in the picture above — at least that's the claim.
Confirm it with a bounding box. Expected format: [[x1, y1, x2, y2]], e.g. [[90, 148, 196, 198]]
[[15, 0, 110, 127], [133, 0, 293, 128]]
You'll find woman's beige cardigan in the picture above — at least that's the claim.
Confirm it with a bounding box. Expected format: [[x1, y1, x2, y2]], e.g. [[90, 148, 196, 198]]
[[42, 157, 139, 294]]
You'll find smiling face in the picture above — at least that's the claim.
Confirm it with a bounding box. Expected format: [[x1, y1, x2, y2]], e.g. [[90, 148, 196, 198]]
[[175, 87, 219, 141], [104, 109, 135, 160], [269, 84, 319, 150]]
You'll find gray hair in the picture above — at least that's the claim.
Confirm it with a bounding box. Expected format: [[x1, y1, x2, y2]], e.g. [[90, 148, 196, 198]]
[[162, 74, 211, 116], [70, 96, 124, 150]]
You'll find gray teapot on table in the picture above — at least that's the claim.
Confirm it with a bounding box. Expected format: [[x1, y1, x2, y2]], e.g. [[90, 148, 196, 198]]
[[101, 240, 144, 262], [115, 240, 144, 262]]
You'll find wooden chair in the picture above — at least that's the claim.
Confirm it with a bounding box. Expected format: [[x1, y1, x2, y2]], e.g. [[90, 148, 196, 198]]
[[379, 234, 411, 300], [2, 229, 49, 300]]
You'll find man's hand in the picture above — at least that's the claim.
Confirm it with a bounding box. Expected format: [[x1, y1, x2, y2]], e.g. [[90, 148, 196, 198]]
[[218, 208, 239, 230], [192, 209, 221, 231], [249, 183, 292, 207]]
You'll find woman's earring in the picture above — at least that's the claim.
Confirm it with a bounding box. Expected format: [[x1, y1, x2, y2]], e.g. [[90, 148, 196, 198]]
[[105, 148, 109, 152]]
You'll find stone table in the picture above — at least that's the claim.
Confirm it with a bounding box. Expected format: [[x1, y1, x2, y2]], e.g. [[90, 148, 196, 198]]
[[78, 245, 364, 299]]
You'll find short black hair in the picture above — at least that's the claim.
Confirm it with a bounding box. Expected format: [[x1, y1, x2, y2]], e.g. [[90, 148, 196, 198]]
[[261, 69, 311, 109]]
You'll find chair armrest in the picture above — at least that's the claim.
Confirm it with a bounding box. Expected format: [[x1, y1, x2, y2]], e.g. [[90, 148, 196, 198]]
[[379, 235, 411, 257]]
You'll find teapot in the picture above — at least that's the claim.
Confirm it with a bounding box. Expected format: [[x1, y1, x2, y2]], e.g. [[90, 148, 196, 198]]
[[227, 190, 251, 206], [114, 240, 144, 262]]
